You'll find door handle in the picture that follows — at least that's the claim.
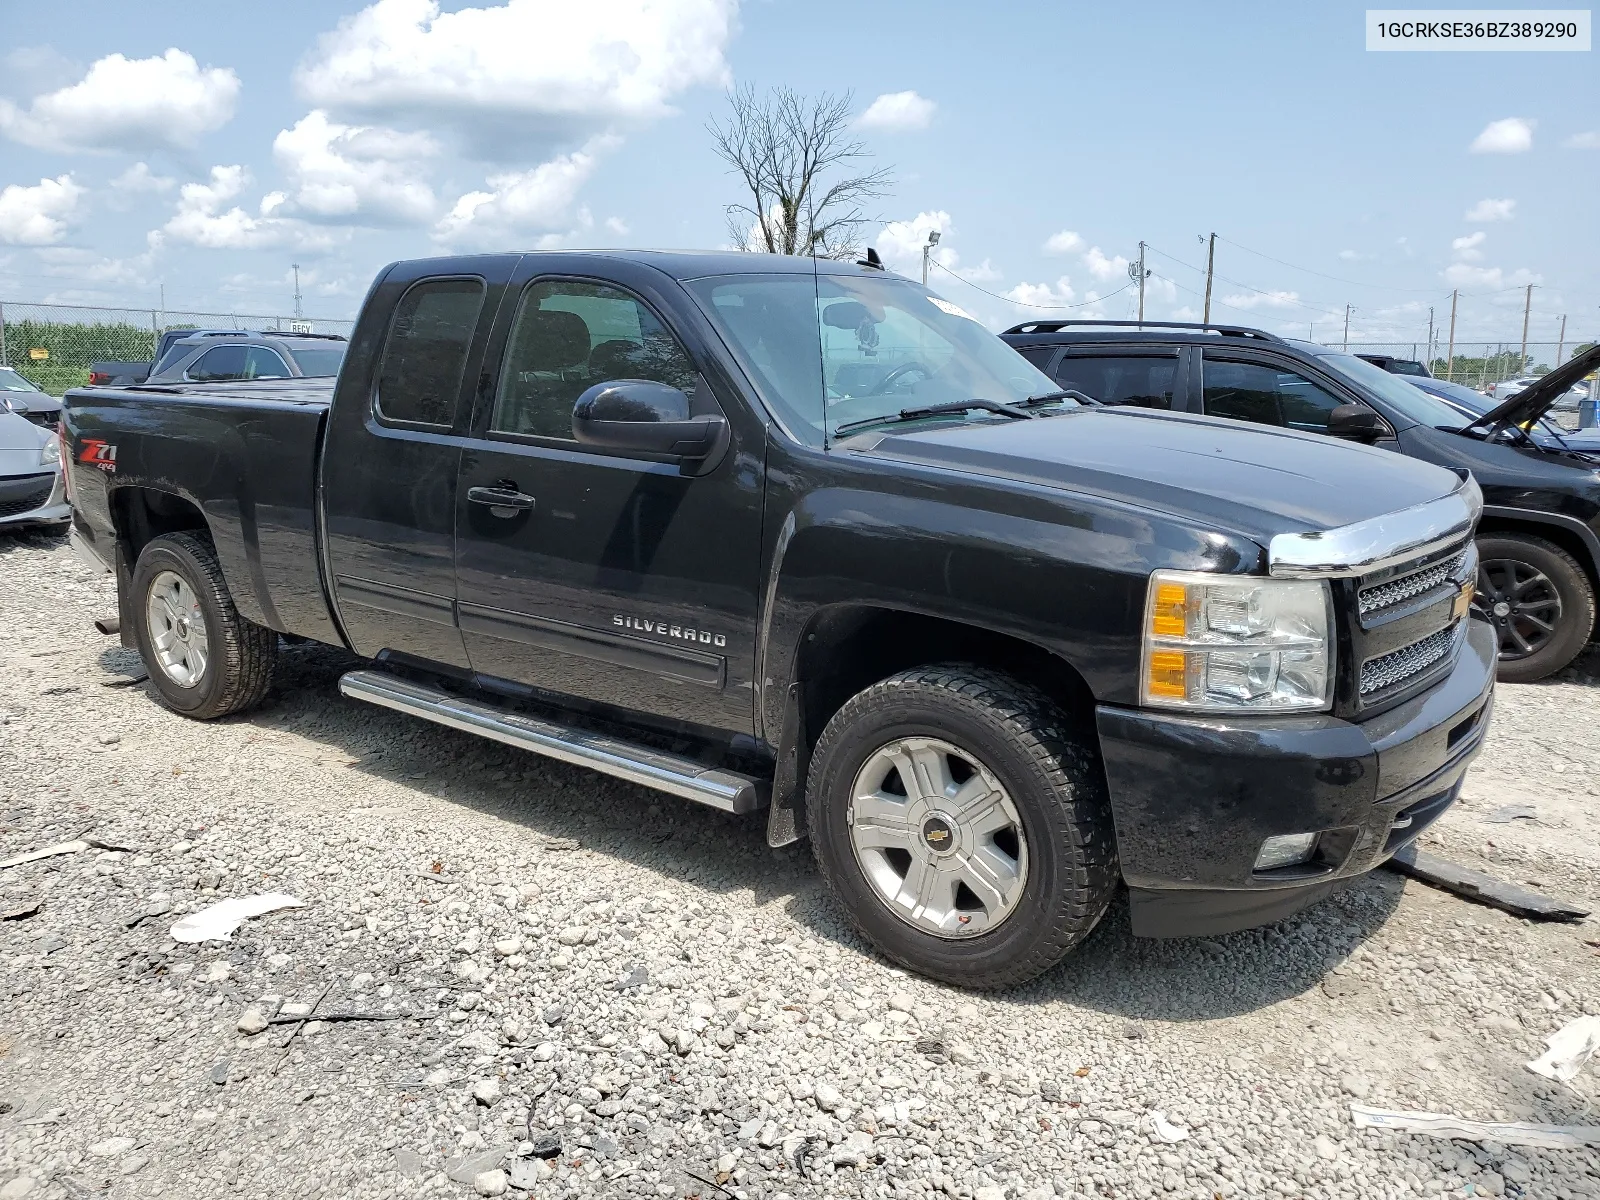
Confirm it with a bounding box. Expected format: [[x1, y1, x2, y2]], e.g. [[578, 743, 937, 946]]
[[467, 484, 536, 512]]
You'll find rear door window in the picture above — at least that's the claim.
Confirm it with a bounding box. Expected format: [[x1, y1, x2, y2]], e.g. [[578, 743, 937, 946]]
[[186, 345, 249, 381], [1201, 357, 1348, 433], [1052, 354, 1179, 409], [377, 278, 486, 427], [243, 347, 291, 379]]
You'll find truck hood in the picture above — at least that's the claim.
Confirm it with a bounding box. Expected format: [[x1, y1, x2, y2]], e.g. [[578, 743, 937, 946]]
[[857, 406, 1463, 545], [1471, 343, 1600, 430]]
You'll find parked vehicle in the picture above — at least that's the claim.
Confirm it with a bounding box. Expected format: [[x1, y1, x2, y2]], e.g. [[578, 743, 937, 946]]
[[88, 329, 248, 387], [1404, 375, 1600, 454], [62, 253, 1494, 987], [1002, 320, 1600, 682], [144, 331, 347, 384], [1356, 353, 1430, 378], [0, 367, 63, 429], [0, 407, 67, 531], [1487, 374, 1587, 409]]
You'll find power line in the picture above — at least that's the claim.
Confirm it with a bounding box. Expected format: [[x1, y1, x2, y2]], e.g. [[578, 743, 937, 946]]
[[929, 257, 1134, 310]]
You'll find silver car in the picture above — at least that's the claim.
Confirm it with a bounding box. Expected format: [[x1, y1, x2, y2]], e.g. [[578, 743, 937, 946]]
[[0, 408, 68, 532]]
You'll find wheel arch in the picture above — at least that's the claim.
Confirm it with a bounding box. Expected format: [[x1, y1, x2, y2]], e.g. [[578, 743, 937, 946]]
[[1478, 506, 1600, 640], [766, 602, 1100, 847]]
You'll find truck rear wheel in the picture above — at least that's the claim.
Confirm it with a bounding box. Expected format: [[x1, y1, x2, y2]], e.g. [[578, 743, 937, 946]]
[[130, 532, 277, 720], [807, 664, 1118, 989], [1475, 534, 1595, 683]]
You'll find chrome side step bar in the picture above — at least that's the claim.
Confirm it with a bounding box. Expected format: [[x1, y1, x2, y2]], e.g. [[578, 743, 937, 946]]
[[338, 670, 766, 814]]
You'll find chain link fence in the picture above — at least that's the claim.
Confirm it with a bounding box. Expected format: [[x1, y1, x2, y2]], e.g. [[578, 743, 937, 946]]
[[1343, 340, 1596, 389], [0, 300, 356, 394]]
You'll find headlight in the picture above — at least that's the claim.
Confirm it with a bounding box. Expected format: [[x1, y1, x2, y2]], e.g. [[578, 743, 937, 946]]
[[40, 437, 61, 466], [1140, 570, 1334, 712]]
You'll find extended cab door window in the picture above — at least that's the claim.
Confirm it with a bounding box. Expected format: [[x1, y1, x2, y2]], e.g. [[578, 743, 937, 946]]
[[376, 279, 486, 428], [1200, 356, 1350, 433], [1052, 353, 1181, 410], [490, 280, 701, 442]]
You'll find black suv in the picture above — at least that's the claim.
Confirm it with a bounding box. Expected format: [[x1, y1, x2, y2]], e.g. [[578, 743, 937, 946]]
[[1002, 321, 1600, 682], [145, 331, 348, 384]]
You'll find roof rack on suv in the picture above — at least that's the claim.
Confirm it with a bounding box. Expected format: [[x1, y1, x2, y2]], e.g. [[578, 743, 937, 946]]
[[1002, 319, 1285, 344]]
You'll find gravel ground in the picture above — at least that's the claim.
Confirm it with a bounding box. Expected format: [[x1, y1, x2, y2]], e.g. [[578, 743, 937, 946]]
[[2, 529, 1597, 1200]]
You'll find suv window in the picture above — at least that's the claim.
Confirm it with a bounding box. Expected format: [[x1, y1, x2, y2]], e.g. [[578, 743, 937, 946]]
[[377, 278, 486, 427], [1202, 358, 1347, 433], [1053, 354, 1178, 409], [186, 345, 248, 381], [492, 279, 697, 440]]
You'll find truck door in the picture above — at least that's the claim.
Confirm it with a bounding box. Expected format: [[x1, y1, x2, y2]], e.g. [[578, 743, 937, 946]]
[[321, 259, 513, 668], [452, 260, 765, 737]]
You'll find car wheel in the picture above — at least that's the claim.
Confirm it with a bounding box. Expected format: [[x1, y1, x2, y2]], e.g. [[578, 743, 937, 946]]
[[1474, 534, 1595, 683], [807, 664, 1118, 989], [130, 531, 277, 719]]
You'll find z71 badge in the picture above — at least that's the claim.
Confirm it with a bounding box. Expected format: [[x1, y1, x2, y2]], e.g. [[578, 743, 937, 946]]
[[77, 438, 117, 472], [614, 615, 727, 648]]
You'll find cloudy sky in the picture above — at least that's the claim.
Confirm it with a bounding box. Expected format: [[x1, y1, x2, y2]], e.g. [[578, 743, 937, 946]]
[[1, 0, 1595, 348]]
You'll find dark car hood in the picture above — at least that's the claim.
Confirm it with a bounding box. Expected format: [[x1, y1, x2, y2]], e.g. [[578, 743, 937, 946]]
[[1473, 343, 1600, 429], [859, 407, 1463, 545]]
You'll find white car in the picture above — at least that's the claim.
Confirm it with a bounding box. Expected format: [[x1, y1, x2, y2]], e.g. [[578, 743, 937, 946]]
[[0, 408, 68, 532], [1491, 374, 1590, 409]]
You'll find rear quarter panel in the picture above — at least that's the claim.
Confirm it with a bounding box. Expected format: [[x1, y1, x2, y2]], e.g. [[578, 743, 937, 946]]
[[62, 388, 340, 644]]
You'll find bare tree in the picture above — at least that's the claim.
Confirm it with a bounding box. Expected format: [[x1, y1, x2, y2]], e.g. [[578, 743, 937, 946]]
[[708, 86, 893, 259]]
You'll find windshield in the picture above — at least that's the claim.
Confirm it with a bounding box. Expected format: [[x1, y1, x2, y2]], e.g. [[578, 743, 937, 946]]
[[683, 271, 1066, 444], [288, 346, 346, 377], [0, 368, 42, 392], [1314, 351, 1470, 428]]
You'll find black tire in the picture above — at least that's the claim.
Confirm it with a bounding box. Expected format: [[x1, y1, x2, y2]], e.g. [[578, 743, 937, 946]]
[[130, 531, 277, 719], [807, 664, 1118, 989], [1475, 534, 1595, 684]]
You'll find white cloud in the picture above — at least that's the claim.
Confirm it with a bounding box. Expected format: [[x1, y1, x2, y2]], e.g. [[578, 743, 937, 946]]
[[433, 139, 609, 248], [272, 110, 438, 225], [1451, 230, 1487, 261], [33, 245, 155, 287], [296, 0, 735, 153], [1082, 246, 1128, 282], [855, 91, 936, 133], [112, 163, 176, 195], [1469, 117, 1534, 154], [1441, 262, 1539, 289], [1007, 277, 1076, 307], [604, 216, 629, 236], [0, 175, 84, 245], [1463, 197, 1515, 222], [153, 165, 336, 252], [1219, 289, 1301, 311], [0, 49, 239, 152], [1043, 230, 1083, 255], [1565, 130, 1600, 149], [1338, 249, 1373, 261]]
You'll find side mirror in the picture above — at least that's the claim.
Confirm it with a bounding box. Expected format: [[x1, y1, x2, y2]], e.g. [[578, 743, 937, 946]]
[[1327, 403, 1380, 441], [572, 379, 727, 461]]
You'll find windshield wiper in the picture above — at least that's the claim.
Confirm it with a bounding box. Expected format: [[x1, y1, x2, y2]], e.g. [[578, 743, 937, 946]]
[[1020, 388, 1098, 408], [835, 398, 1034, 436]]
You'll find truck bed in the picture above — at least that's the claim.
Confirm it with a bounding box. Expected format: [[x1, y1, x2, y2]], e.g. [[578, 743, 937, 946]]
[[64, 378, 342, 646]]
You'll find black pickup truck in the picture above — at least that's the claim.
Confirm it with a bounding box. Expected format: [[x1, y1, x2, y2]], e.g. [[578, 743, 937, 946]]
[[62, 251, 1495, 988]]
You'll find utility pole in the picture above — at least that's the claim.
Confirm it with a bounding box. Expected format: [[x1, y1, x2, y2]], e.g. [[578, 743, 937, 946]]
[[1426, 306, 1434, 368], [1446, 289, 1458, 382], [1202, 232, 1216, 325], [1342, 304, 1352, 351], [1556, 313, 1567, 364], [292, 264, 304, 320], [1130, 241, 1150, 326], [1518, 283, 1533, 372]]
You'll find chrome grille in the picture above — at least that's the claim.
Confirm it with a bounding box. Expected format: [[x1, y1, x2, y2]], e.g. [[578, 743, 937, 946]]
[[1360, 623, 1460, 696], [1359, 550, 1468, 618]]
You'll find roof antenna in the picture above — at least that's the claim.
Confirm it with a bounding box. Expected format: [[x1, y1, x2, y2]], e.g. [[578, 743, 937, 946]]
[[856, 247, 884, 271]]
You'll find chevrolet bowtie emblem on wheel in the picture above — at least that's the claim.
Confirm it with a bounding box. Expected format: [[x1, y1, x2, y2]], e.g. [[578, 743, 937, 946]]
[[614, 615, 727, 648]]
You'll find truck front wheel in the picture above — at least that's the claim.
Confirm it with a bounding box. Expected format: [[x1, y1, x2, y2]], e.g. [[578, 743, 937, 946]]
[[807, 664, 1118, 989], [130, 532, 277, 720]]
